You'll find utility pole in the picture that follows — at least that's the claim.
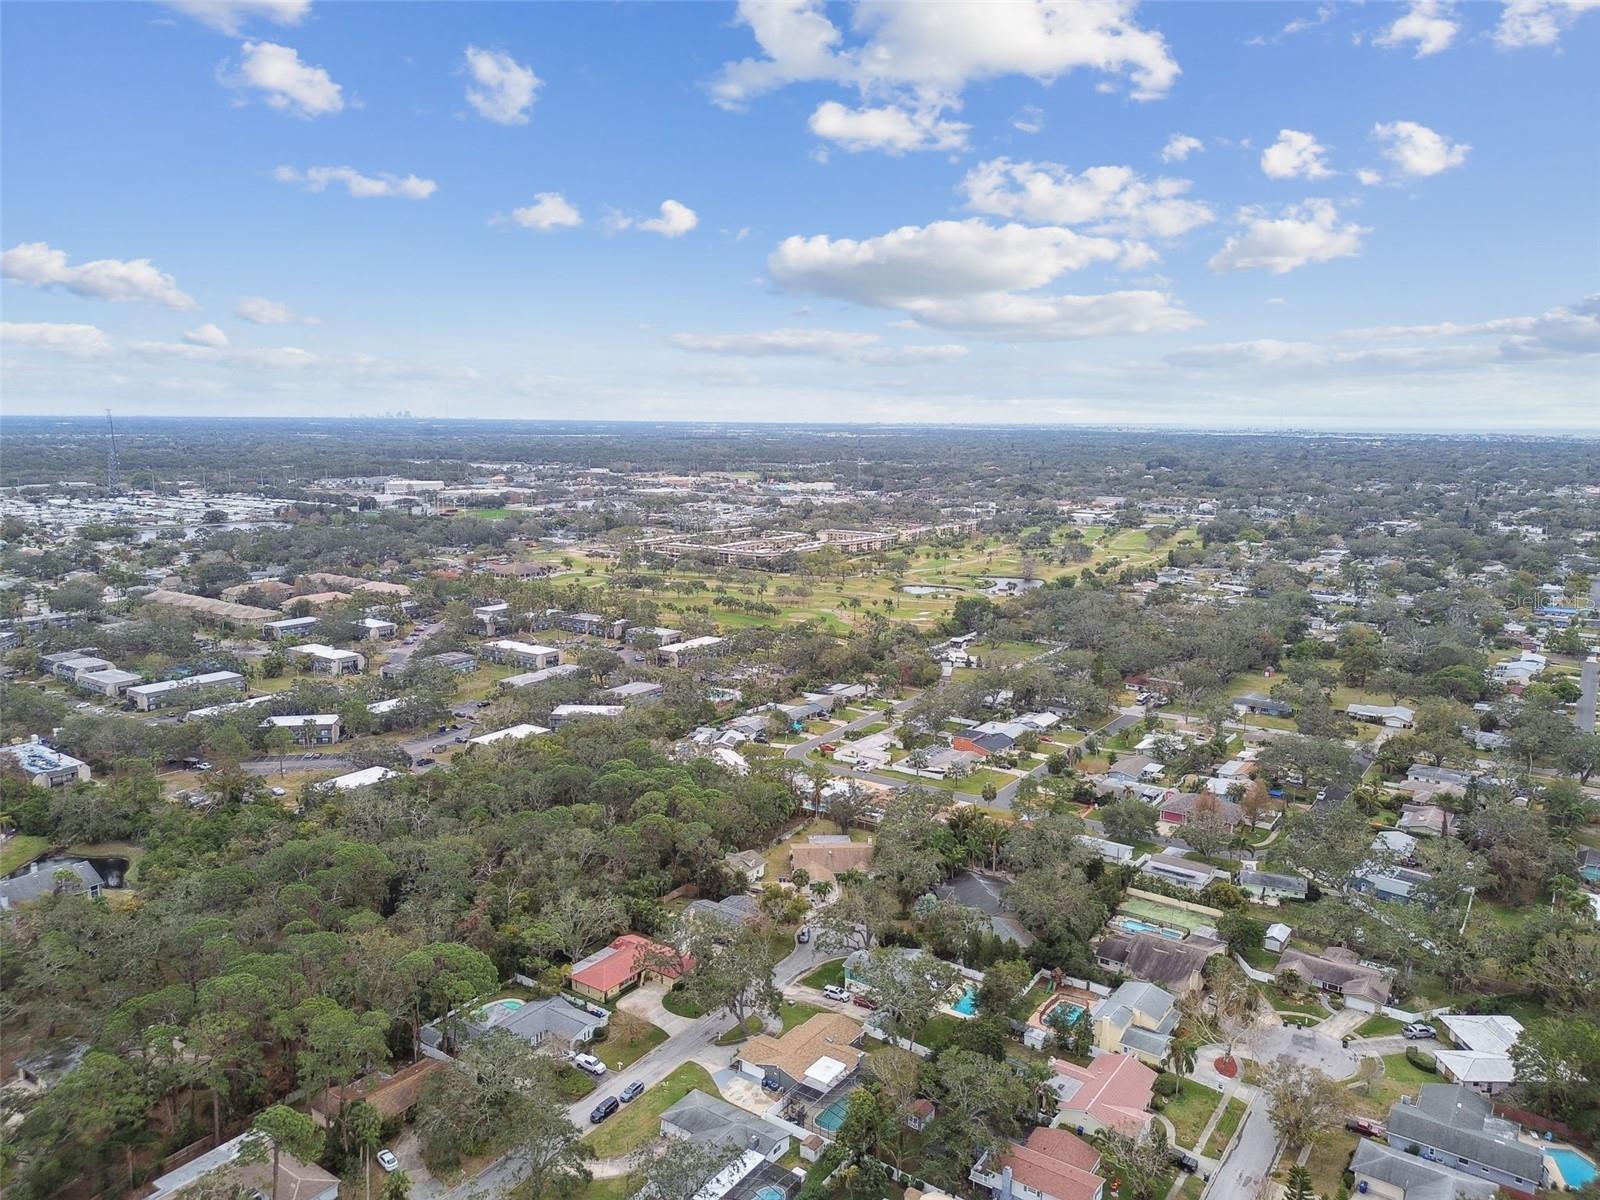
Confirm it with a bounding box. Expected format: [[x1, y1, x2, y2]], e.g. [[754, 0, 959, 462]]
[[105, 409, 121, 493]]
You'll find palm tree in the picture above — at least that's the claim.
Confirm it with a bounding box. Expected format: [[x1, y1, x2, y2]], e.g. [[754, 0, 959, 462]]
[[1165, 1039, 1198, 1077]]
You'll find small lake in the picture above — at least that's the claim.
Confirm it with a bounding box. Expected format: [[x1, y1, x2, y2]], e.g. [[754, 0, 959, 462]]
[[901, 584, 957, 595]]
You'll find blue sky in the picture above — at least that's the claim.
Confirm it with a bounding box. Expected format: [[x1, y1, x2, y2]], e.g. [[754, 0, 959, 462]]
[[2, 0, 1596, 431]]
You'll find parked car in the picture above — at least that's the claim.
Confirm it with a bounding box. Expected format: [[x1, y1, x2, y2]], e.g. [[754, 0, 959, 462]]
[[1346, 1118, 1386, 1138], [376, 1150, 400, 1173], [1403, 1023, 1437, 1040], [415, 757, 435, 766], [850, 993, 878, 1010], [269, 787, 287, 797], [796, 927, 811, 944], [573, 1053, 607, 1076], [590, 1096, 619, 1124], [822, 984, 851, 1002], [1170, 1150, 1200, 1174], [432, 743, 449, 753], [454, 736, 468, 743], [620, 1080, 645, 1103]]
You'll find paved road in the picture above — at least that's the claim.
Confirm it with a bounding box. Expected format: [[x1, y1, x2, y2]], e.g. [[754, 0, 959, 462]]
[[1577, 655, 1597, 734], [437, 935, 832, 1200], [377, 620, 444, 673], [991, 707, 1143, 807]]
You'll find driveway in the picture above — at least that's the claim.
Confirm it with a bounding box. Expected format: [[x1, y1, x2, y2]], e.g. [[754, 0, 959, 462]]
[[1577, 655, 1597, 734], [617, 980, 697, 1036]]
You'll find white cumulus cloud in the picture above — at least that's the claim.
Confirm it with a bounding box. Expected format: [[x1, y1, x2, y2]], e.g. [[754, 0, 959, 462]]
[[0, 321, 115, 358], [767, 218, 1197, 340], [1208, 199, 1368, 275], [227, 40, 343, 117], [1372, 121, 1470, 176], [1160, 133, 1203, 163], [807, 101, 969, 154], [235, 296, 317, 325], [1495, 0, 1600, 47], [162, 0, 311, 35], [183, 323, 230, 348], [1375, 0, 1460, 56], [464, 46, 541, 125], [608, 200, 699, 238], [508, 192, 583, 231], [1, 241, 196, 309], [273, 165, 437, 199], [961, 158, 1214, 240], [1260, 129, 1333, 179]]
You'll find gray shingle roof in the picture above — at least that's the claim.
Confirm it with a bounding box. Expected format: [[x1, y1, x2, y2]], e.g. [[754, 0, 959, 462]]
[[1386, 1086, 1544, 1183], [661, 1089, 789, 1157]]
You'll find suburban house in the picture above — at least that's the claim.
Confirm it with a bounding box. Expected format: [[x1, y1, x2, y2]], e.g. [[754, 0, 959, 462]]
[[1047, 1052, 1156, 1136], [126, 670, 247, 711], [734, 1012, 863, 1096], [660, 1090, 791, 1161], [260, 714, 342, 746], [970, 1126, 1106, 1200], [725, 849, 767, 882], [567, 933, 690, 1003], [0, 859, 105, 911], [1093, 935, 1220, 999], [147, 1130, 339, 1200], [1231, 692, 1294, 718], [1157, 793, 1243, 838], [421, 995, 607, 1060], [1350, 1139, 1500, 1200], [285, 643, 365, 676], [1434, 1015, 1524, 1097], [1397, 805, 1453, 838], [1353, 864, 1435, 905], [1275, 945, 1392, 1011], [1088, 981, 1181, 1065], [1105, 754, 1163, 783], [952, 720, 1031, 757], [1237, 869, 1309, 903], [1384, 1085, 1547, 1195], [1348, 704, 1417, 728], [481, 639, 561, 670], [311, 1059, 445, 1130], [685, 892, 762, 928], [1, 737, 91, 788], [1076, 835, 1135, 864], [1579, 847, 1600, 885], [789, 834, 874, 882], [832, 731, 894, 771], [905, 746, 985, 779], [1138, 853, 1227, 892]]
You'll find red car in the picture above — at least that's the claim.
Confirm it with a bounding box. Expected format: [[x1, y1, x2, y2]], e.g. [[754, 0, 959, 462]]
[[851, 993, 878, 1010], [1346, 1118, 1385, 1139]]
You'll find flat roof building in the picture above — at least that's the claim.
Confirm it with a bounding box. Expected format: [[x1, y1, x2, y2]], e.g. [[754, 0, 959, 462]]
[[2, 737, 91, 788], [481, 639, 561, 670], [127, 671, 247, 711], [285, 643, 365, 675]]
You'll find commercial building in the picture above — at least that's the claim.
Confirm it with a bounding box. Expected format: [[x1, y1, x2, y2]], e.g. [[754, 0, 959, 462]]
[[1, 737, 91, 788], [467, 723, 551, 746], [602, 680, 664, 704], [358, 617, 398, 640], [481, 639, 561, 670], [127, 671, 247, 712], [286, 643, 365, 675], [323, 766, 400, 790], [260, 714, 342, 746], [75, 667, 143, 698], [550, 704, 625, 726]]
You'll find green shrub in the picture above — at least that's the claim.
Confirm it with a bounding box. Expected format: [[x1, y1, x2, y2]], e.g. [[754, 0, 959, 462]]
[[1404, 1046, 1437, 1072], [1154, 1073, 1180, 1098]]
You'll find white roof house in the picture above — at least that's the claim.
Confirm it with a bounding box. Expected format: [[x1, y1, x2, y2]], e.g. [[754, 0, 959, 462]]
[[1439, 1015, 1524, 1057], [262, 714, 341, 730], [325, 766, 400, 790], [550, 704, 625, 725], [468, 723, 551, 745]]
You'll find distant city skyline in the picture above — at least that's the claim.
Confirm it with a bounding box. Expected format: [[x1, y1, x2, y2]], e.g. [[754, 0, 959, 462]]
[[2, 0, 1597, 431]]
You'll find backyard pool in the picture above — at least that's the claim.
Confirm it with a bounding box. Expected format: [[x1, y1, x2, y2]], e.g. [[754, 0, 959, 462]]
[[1038, 997, 1086, 1027], [1115, 917, 1185, 940], [816, 1097, 851, 1133], [752, 1188, 787, 1200], [473, 998, 526, 1025], [1548, 1147, 1597, 1189], [951, 985, 980, 1015]]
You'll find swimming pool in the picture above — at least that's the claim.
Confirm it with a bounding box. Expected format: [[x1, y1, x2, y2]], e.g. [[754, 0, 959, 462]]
[[473, 998, 525, 1025], [952, 984, 979, 1015], [816, 1097, 851, 1132], [752, 1187, 787, 1200], [1116, 917, 1184, 940], [1549, 1147, 1597, 1189]]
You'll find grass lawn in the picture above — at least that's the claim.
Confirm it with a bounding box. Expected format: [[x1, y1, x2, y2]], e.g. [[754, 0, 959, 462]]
[[661, 989, 705, 1018], [716, 1015, 766, 1045], [584, 1062, 718, 1157], [0, 835, 48, 876], [917, 1014, 964, 1051], [780, 1000, 824, 1032], [1302, 1128, 1360, 1198], [1161, 1078, 1226, 1150], [1356, 1013, 1408, 1039], [1202, 1096, 1248, 1158], [574, 1177, 633, 1200], [802, 959, 847, 991], [1175, 1175, 1206, 1200], [593, 1021, 668, 1071], [1381, 1051, 1439, 1089]]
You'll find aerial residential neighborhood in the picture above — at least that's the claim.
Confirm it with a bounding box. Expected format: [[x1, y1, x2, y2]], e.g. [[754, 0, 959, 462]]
[[2, 2, 1598, 1200]]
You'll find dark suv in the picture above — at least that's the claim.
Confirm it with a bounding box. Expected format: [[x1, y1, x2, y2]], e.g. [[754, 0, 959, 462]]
[[590, 1096, 619, 1124]]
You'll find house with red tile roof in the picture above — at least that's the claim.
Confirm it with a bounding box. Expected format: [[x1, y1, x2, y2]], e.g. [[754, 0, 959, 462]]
[[970, 1127, 1105, 1200], [568, 933, 691, 1003], [1048, 1052, 1156, 1137]]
